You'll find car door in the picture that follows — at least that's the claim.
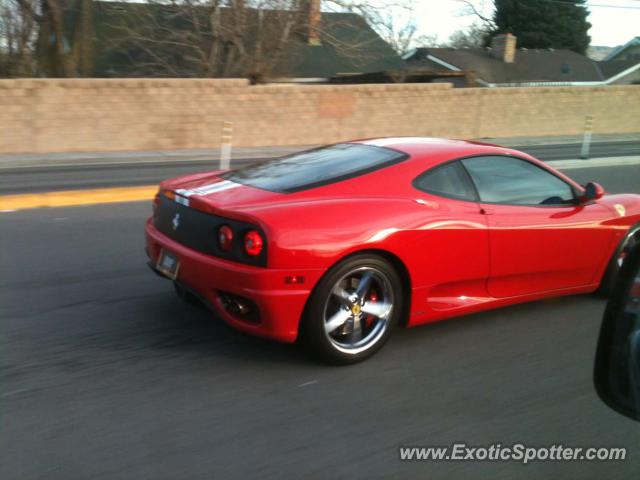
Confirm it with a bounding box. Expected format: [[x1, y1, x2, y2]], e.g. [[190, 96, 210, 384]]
[[460, 155, 613, 298], [412, 160, 490, 309]]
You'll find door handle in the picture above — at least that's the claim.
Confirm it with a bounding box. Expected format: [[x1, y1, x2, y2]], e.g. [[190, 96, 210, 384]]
[[480, 207, 494, 215]]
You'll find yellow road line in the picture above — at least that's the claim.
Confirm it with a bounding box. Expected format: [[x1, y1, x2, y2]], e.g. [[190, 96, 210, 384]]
[[0, 186, 157, 211]]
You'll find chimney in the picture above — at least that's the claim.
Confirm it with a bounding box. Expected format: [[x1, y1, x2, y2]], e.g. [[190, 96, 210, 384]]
[[491, 33, 517, 63], [305, 0, 321, 46]]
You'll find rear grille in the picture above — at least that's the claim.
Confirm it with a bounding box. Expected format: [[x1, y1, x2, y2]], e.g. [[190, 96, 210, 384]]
[[153, 195, 267, 267]]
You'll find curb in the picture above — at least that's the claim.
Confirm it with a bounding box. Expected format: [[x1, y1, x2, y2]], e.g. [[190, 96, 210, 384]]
[[0, 146, 316, 170], [548, 156, 640, 169]]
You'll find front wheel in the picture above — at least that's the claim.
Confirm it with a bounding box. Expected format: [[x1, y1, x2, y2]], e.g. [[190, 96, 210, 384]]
[[301, 254, 404, 364], [597, 224, 640, 297]]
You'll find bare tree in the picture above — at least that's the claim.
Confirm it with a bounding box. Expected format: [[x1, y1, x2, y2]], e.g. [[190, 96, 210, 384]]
[[328, 0, 436, 55], [102, 1, 294, 78], [102, 0, 418, 79], [446, 22, 488, 48], [361, 12, 438, 55], [2, 0, 426, 78], [36, 0, 94, 77], [0, 0, 95, 77], [0, 0, 39, 77], [455, 0, 495, 30]]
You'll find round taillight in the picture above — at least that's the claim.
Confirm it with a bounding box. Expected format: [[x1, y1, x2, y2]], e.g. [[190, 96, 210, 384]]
[[218, 225, 234, 252], [244, 230, 263, 257]]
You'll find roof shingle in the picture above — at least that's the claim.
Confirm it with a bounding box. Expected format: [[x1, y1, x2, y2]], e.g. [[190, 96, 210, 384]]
[[407, 47, 605, 84]]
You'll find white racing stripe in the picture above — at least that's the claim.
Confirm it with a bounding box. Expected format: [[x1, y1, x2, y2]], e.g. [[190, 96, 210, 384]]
[[176, 180, 241, 198], [175, 195, 189, 206]]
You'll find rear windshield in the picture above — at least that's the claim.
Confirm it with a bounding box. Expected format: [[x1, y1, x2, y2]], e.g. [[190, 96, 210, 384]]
[[221, 143, 407, 193]]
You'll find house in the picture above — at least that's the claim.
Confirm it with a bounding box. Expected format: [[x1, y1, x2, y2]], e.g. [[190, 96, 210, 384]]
[[587, 46, 614, 61], [404, 33, 640, 87], [605, 37, 640, 62], [76, 0, 404, 82], [597, 59, 640, 85], [600, 37, 640, 85]]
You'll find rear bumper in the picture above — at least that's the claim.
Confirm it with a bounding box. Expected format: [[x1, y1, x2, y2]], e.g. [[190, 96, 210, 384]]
[[145, 218, 326, 342]]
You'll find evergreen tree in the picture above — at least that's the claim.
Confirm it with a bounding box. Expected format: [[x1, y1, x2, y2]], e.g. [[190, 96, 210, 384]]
[[491, 0, 591, 54]]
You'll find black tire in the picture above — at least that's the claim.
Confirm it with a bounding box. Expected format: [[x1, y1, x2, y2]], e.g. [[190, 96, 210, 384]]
[[300, 254, 404, 365], [596, 223, 640, 297]]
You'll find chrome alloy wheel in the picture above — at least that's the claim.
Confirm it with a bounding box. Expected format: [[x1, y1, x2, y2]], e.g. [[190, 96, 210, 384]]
[[618, 227, 640, 268], [322, 266, 394, 355]]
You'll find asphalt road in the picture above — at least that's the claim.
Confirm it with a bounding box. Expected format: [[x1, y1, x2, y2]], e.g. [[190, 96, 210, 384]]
[[1, 140, 639, 194], [1, 163, 640, 479]]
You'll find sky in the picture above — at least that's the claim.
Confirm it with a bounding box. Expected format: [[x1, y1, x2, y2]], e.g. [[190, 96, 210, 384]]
[[411, 0, 640, 47]]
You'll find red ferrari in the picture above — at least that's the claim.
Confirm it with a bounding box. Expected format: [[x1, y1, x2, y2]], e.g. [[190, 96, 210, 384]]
[[145, 138, 640, 363]]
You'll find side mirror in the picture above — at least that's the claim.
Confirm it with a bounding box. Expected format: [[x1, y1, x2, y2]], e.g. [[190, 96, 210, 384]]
[[582, 182, 605, 201], [594, 241, 640, 421]]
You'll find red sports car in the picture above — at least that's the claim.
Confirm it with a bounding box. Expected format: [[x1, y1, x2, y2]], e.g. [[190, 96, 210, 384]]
[[145, 138, 640, 363]]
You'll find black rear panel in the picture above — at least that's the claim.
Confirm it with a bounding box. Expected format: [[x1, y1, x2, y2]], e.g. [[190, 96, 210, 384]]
[[153, 195, 267, 267]]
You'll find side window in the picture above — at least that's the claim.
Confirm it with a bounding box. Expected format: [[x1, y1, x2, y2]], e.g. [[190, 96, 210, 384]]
[[413, 161, 478, 201], [461, 156, 576, 206]]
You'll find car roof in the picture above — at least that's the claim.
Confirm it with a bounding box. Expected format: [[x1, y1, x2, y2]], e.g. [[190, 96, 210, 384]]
[[352, 136, 519, 159], [345, 136, 584, 195]]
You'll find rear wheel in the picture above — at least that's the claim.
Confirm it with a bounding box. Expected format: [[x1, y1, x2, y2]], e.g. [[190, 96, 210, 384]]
[[597, 224, 640, 297], [301, 254, 404, 364]]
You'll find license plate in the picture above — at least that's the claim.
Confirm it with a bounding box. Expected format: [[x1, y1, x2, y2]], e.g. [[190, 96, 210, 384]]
[[156, 250, 180, 280]]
